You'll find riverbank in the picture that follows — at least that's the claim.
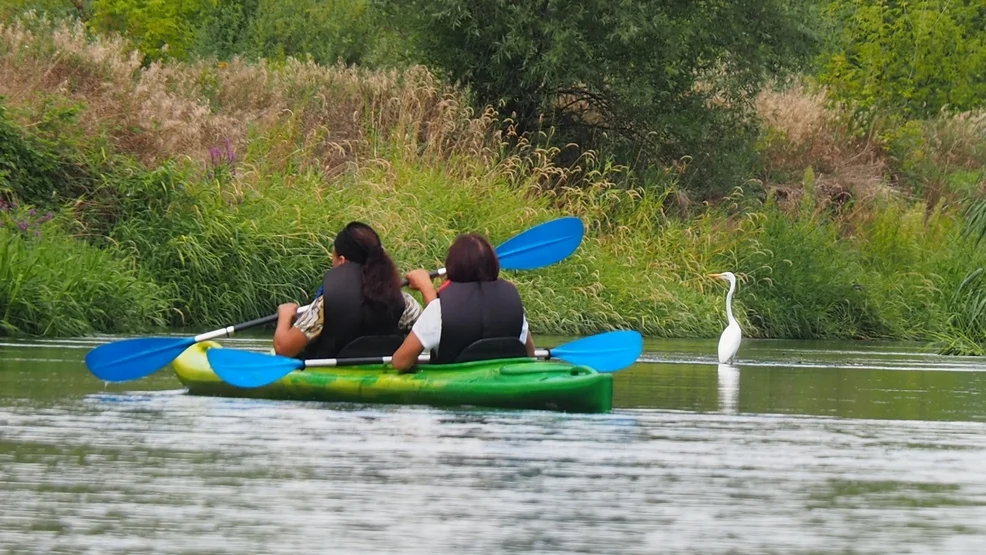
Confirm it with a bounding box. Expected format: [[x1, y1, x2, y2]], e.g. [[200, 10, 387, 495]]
[[1, 17, 986, 351]]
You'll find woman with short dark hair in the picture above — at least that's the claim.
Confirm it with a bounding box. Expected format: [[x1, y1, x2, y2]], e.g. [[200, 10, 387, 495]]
[[391, 233, 535, 371], [444, 232, 500, 282], [274, 222, 422, 359]]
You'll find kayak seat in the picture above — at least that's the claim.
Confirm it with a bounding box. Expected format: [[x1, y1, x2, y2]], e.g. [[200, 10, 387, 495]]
[[337, 335, 405, 358], [454, 338, 528, 363]]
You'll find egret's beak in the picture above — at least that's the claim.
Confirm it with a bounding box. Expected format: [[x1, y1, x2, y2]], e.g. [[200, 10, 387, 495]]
[[707, 273, 722, 279]]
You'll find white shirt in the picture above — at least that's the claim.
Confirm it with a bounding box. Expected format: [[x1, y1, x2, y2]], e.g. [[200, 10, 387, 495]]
[[410, 299, 529, 353]]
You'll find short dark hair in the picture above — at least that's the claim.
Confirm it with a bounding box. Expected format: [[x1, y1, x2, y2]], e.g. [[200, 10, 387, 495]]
[[445, 233, 500, 282]]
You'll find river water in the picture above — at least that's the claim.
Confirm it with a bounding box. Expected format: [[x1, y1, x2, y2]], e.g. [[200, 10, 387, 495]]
[[2, 334, 986, 554]]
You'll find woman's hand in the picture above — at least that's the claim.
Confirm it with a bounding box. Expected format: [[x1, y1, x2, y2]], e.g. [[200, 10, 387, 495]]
[[405, 269, 432, 291], [405, 269, 438, 304], [277, 302, 300, 322]]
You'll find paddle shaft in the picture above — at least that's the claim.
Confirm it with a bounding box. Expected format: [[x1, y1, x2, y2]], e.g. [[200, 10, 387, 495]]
[[298, 354, 433, 368], [297, 349, 557, 369], [400, 268, 445, 287], [193, 303, 314, 343]]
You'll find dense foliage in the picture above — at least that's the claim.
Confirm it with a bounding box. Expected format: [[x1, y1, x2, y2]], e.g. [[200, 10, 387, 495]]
[[376, 0, 818, 196], [83, 0, 385, 66], [0, 7, 985, 355], [819, 0, 986, 118], [88, 0, 206, 61], [7, 0, 821, 196]]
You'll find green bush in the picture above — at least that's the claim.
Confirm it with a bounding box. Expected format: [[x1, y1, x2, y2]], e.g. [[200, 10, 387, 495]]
[[241, 0, 377, 66], [88, 0, 210, 62], [109, 168, 334, 327], [85, 0, 390, 67], [819, 0, 986, 118], [0, 210, 169, 336], [0, 0, 83, 20], [0, 99, 98, 209], [192, 0, 258, 61]]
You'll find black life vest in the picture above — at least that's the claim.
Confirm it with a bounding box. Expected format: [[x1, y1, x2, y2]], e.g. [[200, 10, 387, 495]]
[[434, 279, 526, 364], [299, 263, 404, 360]]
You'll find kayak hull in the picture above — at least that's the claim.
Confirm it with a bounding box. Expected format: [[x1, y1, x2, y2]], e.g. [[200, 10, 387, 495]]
[[171, 341, 613, 414]]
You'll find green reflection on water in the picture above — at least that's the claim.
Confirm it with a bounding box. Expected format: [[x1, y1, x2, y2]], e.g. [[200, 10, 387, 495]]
[[0, 341, 180, 402], [614, 337, 986, 422], [3, 336, 986, 422]]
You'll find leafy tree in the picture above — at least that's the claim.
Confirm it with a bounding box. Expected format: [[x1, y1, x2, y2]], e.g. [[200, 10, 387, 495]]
[[376, 0, 817, 195], [0, 0, 87, 20], [86, 0, 381, 67], [88, 0, 209, 61], [194, 0, 259, 61], [243, 0, 377, 66], [819, 0, 986, 118]]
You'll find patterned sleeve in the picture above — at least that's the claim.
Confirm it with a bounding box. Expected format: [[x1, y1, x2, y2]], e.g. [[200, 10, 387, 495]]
[[292, 295, 324, 341], [399, 291, 424, 333]]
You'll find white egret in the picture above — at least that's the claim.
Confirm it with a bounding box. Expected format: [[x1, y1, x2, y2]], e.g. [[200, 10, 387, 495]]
[[708, 272, 741, 364]]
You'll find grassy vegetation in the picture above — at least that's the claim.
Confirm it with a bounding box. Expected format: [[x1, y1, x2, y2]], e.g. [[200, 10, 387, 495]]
[[0, 218, 168, 337], [0, 15, 985, 355]]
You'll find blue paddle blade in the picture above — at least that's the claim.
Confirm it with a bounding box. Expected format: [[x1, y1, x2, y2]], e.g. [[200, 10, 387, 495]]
[[496, 217, 584, 271], [550, 330, 643, 373], [85, 336, 196, 382], [207, 348, 304, 388]]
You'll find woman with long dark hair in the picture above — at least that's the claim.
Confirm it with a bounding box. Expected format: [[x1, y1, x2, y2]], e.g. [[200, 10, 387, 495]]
[[391, 232, 535, 371], [274, 222, 422, 359]]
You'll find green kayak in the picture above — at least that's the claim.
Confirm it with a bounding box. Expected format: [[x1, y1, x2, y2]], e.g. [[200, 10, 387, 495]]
[[171, 341, 614, 413]]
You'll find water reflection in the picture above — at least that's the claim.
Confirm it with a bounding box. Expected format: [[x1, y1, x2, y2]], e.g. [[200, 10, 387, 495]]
[[616, 337, 986, 422], [717, 363, 739, 414]]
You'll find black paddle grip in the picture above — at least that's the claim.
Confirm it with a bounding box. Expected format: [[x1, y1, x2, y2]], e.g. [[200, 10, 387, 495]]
[[232, 312, 279, 332]]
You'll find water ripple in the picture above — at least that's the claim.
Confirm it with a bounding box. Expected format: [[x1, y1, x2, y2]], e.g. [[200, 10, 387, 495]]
[[4, 337, 986, 553], [2, 392, 986, 554]]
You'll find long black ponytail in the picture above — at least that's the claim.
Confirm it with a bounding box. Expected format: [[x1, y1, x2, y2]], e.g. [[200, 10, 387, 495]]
[[333, 222, 403, 316]]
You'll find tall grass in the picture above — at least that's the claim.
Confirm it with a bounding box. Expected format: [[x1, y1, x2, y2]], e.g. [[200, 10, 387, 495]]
[[934, 268, 986, 356], [756, 82, 986, 205], [1, 15, 986, 352], [0, 222, 168, 336]]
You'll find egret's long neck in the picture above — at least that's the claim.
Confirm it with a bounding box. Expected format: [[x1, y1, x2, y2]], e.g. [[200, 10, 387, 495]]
[[725, 279, 737, 326]]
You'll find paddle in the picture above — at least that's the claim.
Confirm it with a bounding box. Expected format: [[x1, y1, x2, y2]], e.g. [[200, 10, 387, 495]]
[[83, 304, 313, 383], [207, 330, 644, 388], [84, 217, 586, 383]]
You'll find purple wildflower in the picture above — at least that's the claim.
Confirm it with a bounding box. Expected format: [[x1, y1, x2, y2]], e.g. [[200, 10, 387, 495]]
[[44, 212, 53, 222], [207, 139, 238, 179], [28, 208, 35, 216], [34, 230, 41, 238], [17, 221, 28, 232]]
